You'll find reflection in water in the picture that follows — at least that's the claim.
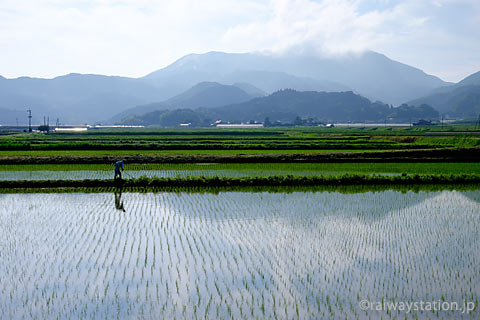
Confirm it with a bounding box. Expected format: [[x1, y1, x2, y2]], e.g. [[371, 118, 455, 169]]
[[114, 190, 126, 212], [0, 190, 478, 319]]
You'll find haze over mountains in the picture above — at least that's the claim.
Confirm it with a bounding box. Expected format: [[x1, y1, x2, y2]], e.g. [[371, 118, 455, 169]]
[[409, 71, 480, 118], [109, 82, 263, 124], [144, 51, 447, 105], [1, 50, 478, 125], [0, 74, 164, 124]]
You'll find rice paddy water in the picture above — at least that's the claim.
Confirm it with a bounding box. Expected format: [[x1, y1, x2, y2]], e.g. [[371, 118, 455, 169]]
[[2, 162, 480, 180], [0, 189, 479, 319]]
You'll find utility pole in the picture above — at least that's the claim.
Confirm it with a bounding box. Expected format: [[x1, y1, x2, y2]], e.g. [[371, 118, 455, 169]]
[[441, 114, 444, 130], [27, 109, 32, 132]]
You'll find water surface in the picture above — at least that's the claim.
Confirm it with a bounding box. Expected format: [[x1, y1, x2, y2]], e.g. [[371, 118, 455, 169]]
[[0, 190, 478, 319]]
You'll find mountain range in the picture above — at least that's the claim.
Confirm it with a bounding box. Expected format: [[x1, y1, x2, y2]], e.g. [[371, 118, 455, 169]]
[[0, 50, 457, 125], [108, 82, 264, 124], [0, 74, 165, 124], [409, 71, 480, 118], [1, 50, 479, 125], [117, 66, 479, 125], [144, 51, 447, 105], [121, 90, 440, 127]]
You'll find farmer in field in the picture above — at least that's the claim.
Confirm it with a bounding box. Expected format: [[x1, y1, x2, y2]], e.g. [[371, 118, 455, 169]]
[[114, 159, 125, 180]]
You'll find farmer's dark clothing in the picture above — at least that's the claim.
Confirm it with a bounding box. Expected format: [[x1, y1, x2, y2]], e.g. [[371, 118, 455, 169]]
[[114, 160, 124, 179]]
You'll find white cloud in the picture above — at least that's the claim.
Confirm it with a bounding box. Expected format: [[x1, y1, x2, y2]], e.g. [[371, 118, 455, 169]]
[[0, 0, 265, 78], [0, 0, 479, 81], [222, 0, 372, 54], [222, 0, 480, 81], [222, 0, 432, 55]]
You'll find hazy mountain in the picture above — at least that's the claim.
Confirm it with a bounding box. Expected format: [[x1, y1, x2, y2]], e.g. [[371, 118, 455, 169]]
[[207, 90, 376, 122], [109, 82, 260, 124], [121, 89, 439, 126], [144, 51, 448, 104], [409, 71, 480, 118], [165, 82, 254, 108], [0, 74, 169, 124], [220, 70, 351, 94], [456, 71, 480, 87], [206, 89, 438, 123], [144, 57, 351, 97], [0, 108, 39, 125], [0, 50, 452, 124], [121, 109, 207, 127], [231, 83, 266, 97]]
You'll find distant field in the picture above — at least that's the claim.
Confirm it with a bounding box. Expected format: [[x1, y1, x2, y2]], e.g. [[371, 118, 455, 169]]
[[0, 127, 478, 153], [0, 128, 478, 167], [0, 149, 368, 156]]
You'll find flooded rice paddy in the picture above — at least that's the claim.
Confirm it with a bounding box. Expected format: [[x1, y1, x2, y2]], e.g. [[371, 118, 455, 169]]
[[0, 189, 479, 319], [0, 169, 397, 181]]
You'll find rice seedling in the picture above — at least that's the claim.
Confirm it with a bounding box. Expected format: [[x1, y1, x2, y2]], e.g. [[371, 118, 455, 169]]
[[0, 189, 478, 319], [1, 162, 480, 181]]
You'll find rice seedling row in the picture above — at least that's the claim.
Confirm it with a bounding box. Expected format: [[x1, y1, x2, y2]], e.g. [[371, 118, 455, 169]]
[[0, 190, 478, 319], [1, 162, 479, 181]]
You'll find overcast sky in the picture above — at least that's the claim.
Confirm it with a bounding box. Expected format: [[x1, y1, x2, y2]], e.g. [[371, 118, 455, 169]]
[[1, 0, 479, 82]]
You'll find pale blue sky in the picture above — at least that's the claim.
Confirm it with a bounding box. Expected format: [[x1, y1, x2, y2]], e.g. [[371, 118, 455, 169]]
[[0, 0, 479, 82]]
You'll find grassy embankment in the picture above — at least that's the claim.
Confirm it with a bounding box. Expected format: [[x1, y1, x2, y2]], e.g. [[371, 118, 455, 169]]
[[0, 148, 479, 164], [2, 174, 480, 190]]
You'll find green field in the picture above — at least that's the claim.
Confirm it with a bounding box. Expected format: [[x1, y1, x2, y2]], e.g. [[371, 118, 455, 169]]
[[0, 149, 366, 156], [1, 162, 479, 184], [0, 127, 478, 153], [0, 127, 479, 185], [1, 162, 480, 174], [1, 128, 479, 319]]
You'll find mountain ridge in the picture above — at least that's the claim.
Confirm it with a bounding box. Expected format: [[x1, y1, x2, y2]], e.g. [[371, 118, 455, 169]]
[[408, 70, 480, 117], [143, 50, 449, 105], [109, 82, 261, 124], [0, 50, 457, 124], [121, 89, 440, 127]]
